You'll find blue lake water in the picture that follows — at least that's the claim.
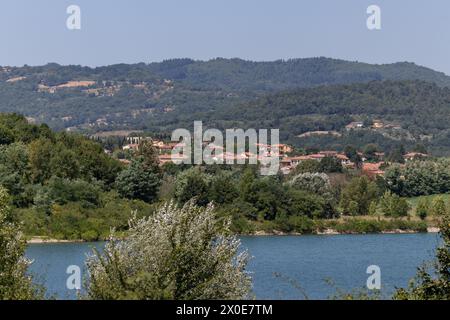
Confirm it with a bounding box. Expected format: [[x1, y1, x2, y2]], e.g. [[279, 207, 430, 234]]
[[26, 233, 442, 300]]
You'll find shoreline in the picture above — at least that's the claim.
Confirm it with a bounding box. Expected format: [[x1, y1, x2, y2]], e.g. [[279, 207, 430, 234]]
[[27, 237, 86, 244], [245, 227, 440, 237], [27, 227, 441, 244]]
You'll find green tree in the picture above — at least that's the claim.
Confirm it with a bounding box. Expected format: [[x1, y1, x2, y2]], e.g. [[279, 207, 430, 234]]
[[28, 138, 53, 184], [387, 146, 405, 164], [85, 201, 251, 300], [292, 159, 321, 174], [136, 140, 161, 174], [379, 191, 409, 217], [209, 172, 238, 205], [431, 196, 448, 217], [0, 187, 43, 299], [174, 167, 210, 207], [344, 145, 362, 169], [49, 145, 80, 179], [416, 198, 430, 220], [340, 176, 378, 216], [319, 157, 343, 173], [394, 212, 450, 299], [363, 144, 379, 162], [116, 158, 161, 203]]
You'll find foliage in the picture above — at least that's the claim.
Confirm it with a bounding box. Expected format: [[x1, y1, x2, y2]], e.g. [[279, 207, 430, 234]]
[[85, 201, 252, 300], [339, 176, 378, 216], [416, 198, 430, 220], [385, 160, 450, 197], [174, 167, 211, 206], [394, 212, 450, 300], [116, 157, 161, 203], [379, 191, 409, 217], [0, 187, 43, 300], [431, 196, 448, 217]]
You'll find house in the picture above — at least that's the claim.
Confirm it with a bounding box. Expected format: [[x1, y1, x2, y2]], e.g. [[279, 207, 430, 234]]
[[403, 152, 428, 162], [319, 151, 338, 157], [289, 156, 311, 167], [336, 154, 351, 166], [372, 120, 384, 129], [255, 143, 293, 155], [307, 153, 326, 161], [345, 122, 364, 130], [122, 144, 139, 151], [362, 162, 385, 177], [374, 152, 385, 160], [158, 154, 188, 165]]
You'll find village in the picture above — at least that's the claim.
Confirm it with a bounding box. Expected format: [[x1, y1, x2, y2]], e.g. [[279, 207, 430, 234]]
[[117, 136, 429, 177]]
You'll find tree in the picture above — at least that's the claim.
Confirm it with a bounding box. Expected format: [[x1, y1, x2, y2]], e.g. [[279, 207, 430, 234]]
[[85, 201, 251, 300], [0, 143, 32, 207], [288, 173, 337, 218], [292, 159, 321, 174], [28, 138, 53, 184], [379, 191, 409, 217], [363, 144, 379, 162], [290, 172, 332, 196], [387, 146, 405, 164], [430, 196, 447, 217], [174, 167, 210, 207], [416, 198, 430, 220], [344, 145, 362, 168], [319, 157, 343, 173], [116, 158, 161, 203], [0, 187, 43, 299], [49, 145, 79, 179], [136, 140, 161, 174], [394, 211, 450, 299], [209, 172, 238, 205], [340, 176, 378, 216], [412, 143, 428, 154]]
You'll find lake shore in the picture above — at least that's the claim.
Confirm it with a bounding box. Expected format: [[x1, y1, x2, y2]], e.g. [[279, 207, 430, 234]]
[[27, 226, 441, 243], [27, 237, 86, 244], [248, 227, 440, 237]]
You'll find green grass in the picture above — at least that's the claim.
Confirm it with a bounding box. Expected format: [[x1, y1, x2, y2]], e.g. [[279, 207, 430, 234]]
[[407, 194, 450, 211]]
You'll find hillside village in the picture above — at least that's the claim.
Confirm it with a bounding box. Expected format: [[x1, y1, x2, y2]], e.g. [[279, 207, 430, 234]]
[[115, 135, 429, 177]]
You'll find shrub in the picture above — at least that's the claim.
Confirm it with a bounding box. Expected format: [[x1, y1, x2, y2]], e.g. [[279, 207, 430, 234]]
[[86, 201, 251, 300], [0, 187, 44, 299], [379, 191, 410, 217]]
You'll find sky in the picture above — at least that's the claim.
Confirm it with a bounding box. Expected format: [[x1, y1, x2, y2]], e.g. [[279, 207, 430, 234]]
[[2, 0, 450, 74]]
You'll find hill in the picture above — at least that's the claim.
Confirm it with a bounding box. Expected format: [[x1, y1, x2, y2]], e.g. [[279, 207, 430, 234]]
[[1, 57, 450, 133], [215, 80, 450, 155]]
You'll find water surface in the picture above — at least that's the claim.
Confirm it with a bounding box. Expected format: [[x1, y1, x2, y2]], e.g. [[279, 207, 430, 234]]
[[26, 233, 441, 300]]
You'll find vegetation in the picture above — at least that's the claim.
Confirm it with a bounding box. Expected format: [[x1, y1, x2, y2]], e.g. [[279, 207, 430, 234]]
[[3, 60, 450, 154], [85, 201, 251, 300], [0, 113, 444, 239], [0, 187, 43, 300], [394, 211, 450, 300], [385, 160, 450, 197]]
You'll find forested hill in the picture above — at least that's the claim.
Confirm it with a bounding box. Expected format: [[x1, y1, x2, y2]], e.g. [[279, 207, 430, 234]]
[[144, 58, 450, 90], [215, 80, 450, 155], [1, 58, 450, 132]]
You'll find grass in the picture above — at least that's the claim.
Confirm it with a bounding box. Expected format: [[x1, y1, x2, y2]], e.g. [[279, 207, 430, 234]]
[[407, 193, 450, 209]]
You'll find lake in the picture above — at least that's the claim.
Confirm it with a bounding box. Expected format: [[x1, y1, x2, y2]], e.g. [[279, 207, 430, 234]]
[[26, 233, 442, 300]]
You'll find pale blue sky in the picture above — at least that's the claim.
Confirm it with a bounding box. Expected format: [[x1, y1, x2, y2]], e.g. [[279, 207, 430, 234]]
[[2, 0, 450, 74]]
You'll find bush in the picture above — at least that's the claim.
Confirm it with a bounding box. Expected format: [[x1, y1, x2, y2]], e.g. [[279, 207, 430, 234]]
[[81, 230, 99, 242], [430, 196, 448, 217], [86, 201, 252, 300], [116, 158, 161, 203], [416, 198, 430, 220], [379, 191, 410, 217], [0, 187, 44, 299]]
